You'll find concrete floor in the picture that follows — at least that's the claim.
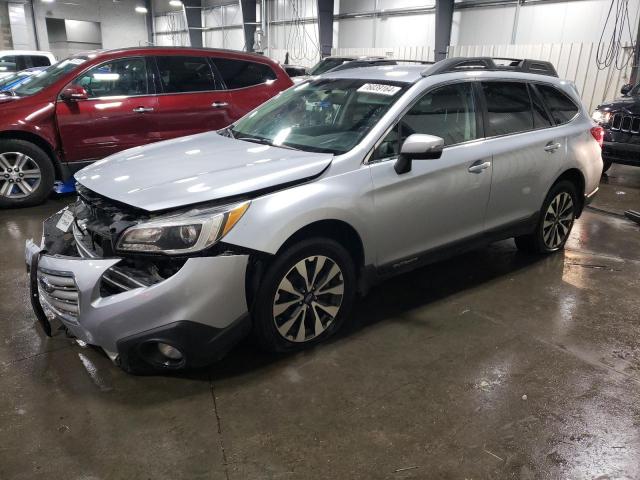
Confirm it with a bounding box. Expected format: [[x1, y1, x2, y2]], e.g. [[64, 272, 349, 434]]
[[1, 164, 639, 480]]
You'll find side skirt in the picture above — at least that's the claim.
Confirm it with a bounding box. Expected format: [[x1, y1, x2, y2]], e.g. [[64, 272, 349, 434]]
[[359, 213, 539, 293]]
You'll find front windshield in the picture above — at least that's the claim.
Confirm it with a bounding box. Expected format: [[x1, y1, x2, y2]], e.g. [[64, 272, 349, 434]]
[[230, 79, 408, 155], [308, 58, 349, 76], [13, 57, 88, 96]]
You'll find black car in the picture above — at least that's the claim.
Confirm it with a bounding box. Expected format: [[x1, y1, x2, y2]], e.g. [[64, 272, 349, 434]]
[[593, 82, 640, 172]]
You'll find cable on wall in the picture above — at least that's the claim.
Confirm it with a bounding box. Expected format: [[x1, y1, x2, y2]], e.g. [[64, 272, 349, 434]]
[[595, 0, 635, 70]]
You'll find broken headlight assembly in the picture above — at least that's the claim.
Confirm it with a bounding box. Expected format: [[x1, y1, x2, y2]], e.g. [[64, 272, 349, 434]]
[[116, 201, 250, 255]]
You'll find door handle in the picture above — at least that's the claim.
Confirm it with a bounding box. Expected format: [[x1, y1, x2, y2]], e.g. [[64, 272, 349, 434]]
[[133, 107, 154, 113], [212, 102, 229, 108], [468, 161, 491, 173], [544, 142, 562, 152]]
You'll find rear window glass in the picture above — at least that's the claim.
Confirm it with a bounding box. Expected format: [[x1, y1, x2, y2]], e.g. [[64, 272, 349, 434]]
[[482, 81, 533, 136], [213, 58, 276, 89], [536, 84, 579, 124], [156, 56, 217, 93]]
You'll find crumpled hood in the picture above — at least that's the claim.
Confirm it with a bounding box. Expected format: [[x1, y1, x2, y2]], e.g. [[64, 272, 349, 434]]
[[75, 131, 333, 211]]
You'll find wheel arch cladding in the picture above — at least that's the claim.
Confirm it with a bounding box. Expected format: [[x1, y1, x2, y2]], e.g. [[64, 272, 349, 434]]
[[0, 131, 61, 179], [245, 219, 365, 309], [278, 219, 365, 268], [554, 168, 585, 216]]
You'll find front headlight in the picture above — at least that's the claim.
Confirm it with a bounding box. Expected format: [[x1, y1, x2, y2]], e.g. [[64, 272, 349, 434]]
[[116, 201, 250, 254], [592, 110, 611, 124]]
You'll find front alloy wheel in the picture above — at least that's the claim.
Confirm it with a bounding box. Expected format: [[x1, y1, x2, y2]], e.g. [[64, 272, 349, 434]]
[[0, 152, 42, 199], [0, 139, 55, 208], [251, 237, 356, 352], [273, 255, 345, 343]]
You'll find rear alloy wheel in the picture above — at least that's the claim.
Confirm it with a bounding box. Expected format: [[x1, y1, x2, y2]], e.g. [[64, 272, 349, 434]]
[[252, 238, 356, 352], [515, 180, 577, 254], [541, 192, 574, 250], [0, 140, 55, 208]]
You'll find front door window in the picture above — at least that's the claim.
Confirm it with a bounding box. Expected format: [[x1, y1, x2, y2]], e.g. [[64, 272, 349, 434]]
[[75, 57, 150, 98], [373, 82, 478, 161]]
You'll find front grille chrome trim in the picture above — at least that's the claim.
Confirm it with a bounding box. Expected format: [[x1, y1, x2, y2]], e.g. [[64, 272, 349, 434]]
[[37, 267, 80, 324]]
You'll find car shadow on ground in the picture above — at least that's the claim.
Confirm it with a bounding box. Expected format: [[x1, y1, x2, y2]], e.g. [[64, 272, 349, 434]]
[[202, 240, 553, 382]]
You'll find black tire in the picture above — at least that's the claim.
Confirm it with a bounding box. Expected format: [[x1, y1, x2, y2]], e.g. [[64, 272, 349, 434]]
[[251, 237, 356, 353], [0, 139, 55, 208], [515, 180, 578, 254], [602, 159, 613, 173]]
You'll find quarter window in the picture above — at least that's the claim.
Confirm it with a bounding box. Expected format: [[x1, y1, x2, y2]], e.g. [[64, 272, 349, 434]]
[[74, 57, 150, 98], [373, 82, 478, 160], [155, 56, 217, 93], [536, 84, 579, 124], [482, 81, 534, 136], [213, 58, 276, 89]]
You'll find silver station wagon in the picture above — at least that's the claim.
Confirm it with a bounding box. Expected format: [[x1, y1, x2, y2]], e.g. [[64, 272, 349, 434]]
[[26, 57, 603, 373]]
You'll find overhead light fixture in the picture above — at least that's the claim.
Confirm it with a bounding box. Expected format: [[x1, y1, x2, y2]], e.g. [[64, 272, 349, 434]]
[[169, 0, 182, 6], [41, 0, 55, 3], [135, 6, 148, 13]]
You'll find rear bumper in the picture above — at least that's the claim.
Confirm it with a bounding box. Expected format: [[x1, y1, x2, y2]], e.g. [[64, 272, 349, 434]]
[[26, 210, 251, 371]]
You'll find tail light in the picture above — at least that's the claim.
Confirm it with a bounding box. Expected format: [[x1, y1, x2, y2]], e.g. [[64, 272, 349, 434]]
[[590, 126, 604, 148]]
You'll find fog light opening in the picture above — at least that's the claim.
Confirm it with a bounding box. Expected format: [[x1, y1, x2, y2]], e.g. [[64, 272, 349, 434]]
[[157, 342, 183, 361], [139, 341, 186, 369]]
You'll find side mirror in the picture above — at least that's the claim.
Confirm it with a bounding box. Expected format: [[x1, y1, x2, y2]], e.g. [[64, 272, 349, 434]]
[[60, 84, 88, 102], [620, 83, 633, 96], [394, 134, 444, 174]]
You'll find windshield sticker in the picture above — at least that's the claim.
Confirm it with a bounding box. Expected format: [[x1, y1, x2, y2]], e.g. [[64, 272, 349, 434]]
[[357, 83, 401, 96]]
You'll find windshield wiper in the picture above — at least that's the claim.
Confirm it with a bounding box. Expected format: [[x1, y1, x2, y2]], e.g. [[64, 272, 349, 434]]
[[218, 126, 235, 139], [0, 89, 16, 97], [236, 136, 299, 150]]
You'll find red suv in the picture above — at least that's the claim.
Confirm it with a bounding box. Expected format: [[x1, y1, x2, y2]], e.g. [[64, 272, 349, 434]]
[[0, 47, 293, 207]]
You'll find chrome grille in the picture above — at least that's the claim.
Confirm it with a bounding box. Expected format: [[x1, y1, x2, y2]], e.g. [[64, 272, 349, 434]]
[[38, 269, 79, 323], [610, 113, 640, 133]]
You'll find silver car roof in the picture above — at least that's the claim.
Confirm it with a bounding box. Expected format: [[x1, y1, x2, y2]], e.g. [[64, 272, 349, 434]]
[[321, 65, 425, 83], [320, 64, 574, 89]]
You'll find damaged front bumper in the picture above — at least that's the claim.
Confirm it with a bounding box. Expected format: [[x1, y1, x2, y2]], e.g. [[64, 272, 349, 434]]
[[26, 206, 251, 372]]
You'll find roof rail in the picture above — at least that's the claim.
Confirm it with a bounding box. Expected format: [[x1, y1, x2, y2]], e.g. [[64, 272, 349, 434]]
[[421, 57, 558, 78], [393, 59, 435, 65]]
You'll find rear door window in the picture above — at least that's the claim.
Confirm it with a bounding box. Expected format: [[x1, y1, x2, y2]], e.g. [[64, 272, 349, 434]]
[[535, 84, 579, 125], [213, 58, 276, 89], [155, 56, 218, 93], [74, 57, 151, 98], [482, 81, 534, 136]]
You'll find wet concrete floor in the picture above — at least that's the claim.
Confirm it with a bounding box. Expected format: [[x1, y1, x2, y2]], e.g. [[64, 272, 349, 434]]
[[1, 164, 639, 479]]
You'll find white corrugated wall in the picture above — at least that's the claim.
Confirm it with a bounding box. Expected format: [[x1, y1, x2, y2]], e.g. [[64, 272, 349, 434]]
[[449, 43, 635, 112]]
